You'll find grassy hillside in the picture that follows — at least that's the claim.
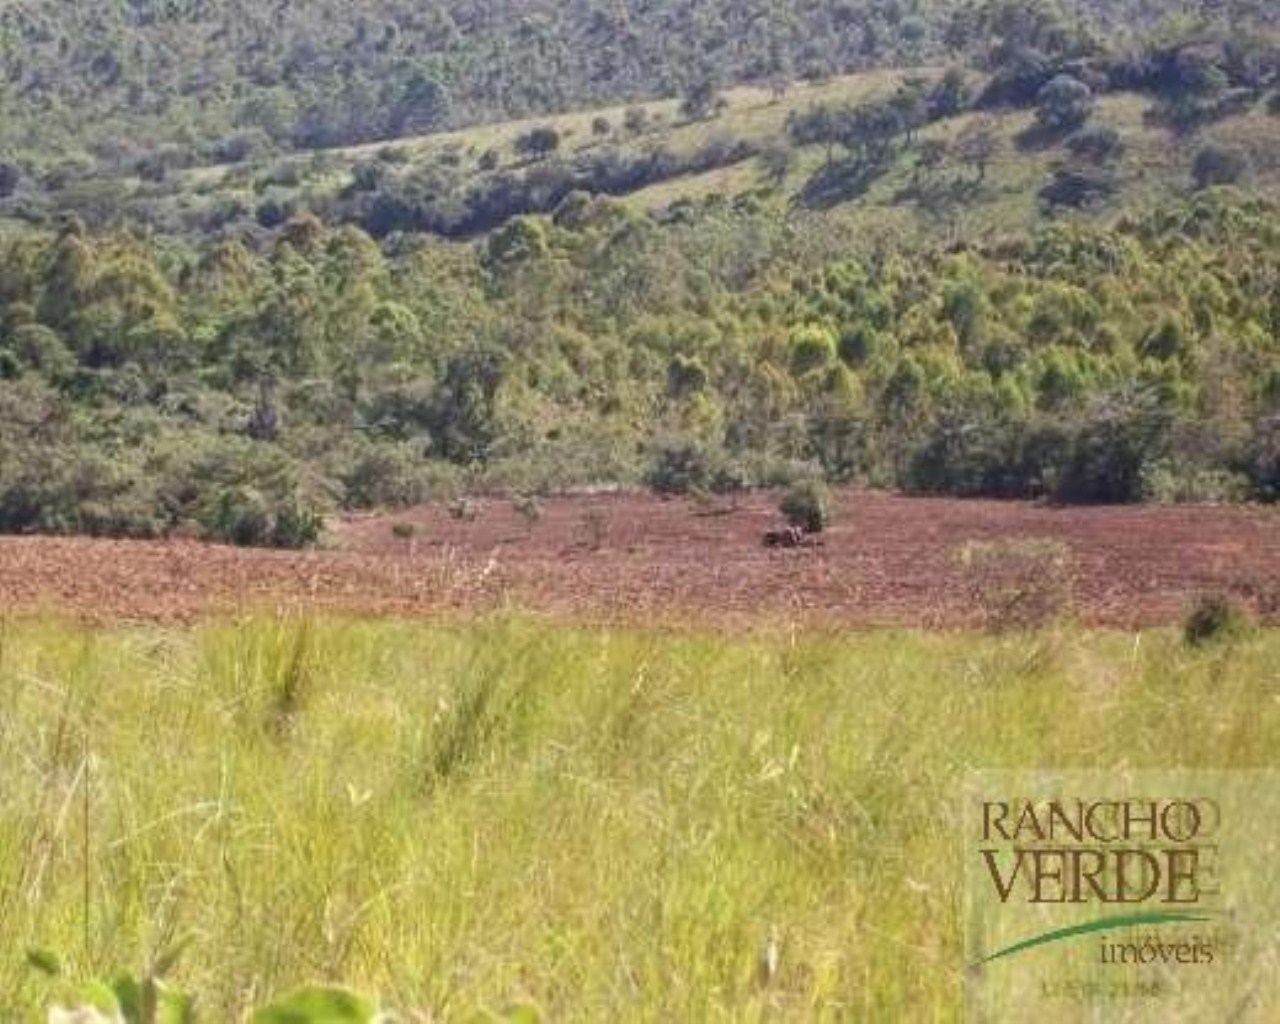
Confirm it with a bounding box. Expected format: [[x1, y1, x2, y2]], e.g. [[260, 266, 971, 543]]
[[20, 62, 1277, 248], [3, 616, 1276, 1017], [68, 68, 923, 235]]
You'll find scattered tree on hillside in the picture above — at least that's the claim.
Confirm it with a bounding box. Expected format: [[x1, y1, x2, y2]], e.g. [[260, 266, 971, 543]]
[[928, 67, 971, 119], [0, 163, 19, 198], [1192, 144, 1247, 189], [514, 126, 561, 160], [1065, 125, 1124, 164], [681, 79, 725, 121], [955, 116, 1001, 182], [1035, 74, 1095, 133], [623, 107, 650, 135], [915, 138, 948, 182]]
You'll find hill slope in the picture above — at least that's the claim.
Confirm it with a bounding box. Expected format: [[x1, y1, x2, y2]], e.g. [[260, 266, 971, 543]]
[[2, 0, 1273, 174], [0, 2, 1276, 546]]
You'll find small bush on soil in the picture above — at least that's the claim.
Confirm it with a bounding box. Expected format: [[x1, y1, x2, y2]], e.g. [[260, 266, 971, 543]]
[[448, 497, 478, 522], [645, 438, 751, 498], [781, 481, 830, 534], [514, 494, 543, 525], [1140, 462, 1251, 504], [271, 504, 325, 549], [339, 444, 432, 509], [646, 440, 715, 496], [391, 522, 416, 541], [203, 486, 273, 546], [201, 486, 323, 549], [1184, 594, 1252, 646], [959, 539, 1073, 632]]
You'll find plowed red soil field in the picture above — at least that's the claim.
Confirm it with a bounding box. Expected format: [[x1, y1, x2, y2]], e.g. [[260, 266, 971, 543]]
[[1, 491, 1276, 629]]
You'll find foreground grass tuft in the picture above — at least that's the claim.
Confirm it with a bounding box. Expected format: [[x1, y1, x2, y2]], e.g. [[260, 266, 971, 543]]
[[0, 616, 1275, 1019]]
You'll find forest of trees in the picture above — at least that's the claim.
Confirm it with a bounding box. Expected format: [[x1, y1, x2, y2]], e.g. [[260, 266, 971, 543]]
[[0, 189, 1275, 544], [0, 0, 1276, 545]]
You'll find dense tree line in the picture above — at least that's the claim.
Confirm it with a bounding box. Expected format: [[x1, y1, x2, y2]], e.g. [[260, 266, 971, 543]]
[[339, 136, 760, 239], [0, 191, 1275, 544], [1, 0, 1274, 182]]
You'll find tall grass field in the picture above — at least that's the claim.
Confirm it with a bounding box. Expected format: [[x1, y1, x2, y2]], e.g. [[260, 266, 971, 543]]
[[1, 616, 1275, 1019]]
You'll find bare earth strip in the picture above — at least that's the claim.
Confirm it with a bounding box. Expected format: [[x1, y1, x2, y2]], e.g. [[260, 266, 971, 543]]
[[0, 491, 1276, 628]]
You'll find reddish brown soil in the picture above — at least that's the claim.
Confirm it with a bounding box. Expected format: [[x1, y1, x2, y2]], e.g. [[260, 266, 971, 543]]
[[0, 491, 1276, 629]]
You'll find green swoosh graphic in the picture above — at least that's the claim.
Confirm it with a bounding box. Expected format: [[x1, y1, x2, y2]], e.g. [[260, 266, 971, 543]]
[[975, 911, 1212, 966]]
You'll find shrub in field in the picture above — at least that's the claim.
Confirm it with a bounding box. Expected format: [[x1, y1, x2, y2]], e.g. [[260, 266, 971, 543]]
[[200, 486, 323, 548], [339, 444, 432, 509], [423, 638, 540, 789], [645, 440, 716, 496], [1139, 461, 1250, 504], [1065, 125, 1124, 164], [788, 324, 837, 377], [644, 439, 750, 498], [267, 621, 316, 734], [959, 539, 1073, 632], [1034, 74, 1094, 135], [1184, 594, 1252, 646], [780, 480, 830, 534], [0, 437, 164, 539], [271, 503, 325, 549], [514, 493, 543, 526], [448, 497, 478, 522]]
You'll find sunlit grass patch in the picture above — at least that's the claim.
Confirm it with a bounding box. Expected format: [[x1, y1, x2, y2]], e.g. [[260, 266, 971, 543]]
[[1, 616, 1275, 1018]]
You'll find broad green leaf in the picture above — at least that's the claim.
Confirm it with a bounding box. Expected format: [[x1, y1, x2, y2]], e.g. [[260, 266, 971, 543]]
[[251, 985, 377, 1024], [109, 975, 143, 1022]]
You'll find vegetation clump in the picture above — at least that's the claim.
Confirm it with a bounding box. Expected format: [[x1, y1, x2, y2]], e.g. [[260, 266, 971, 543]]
[[1184, 594, 1253, 646], [781, 480, 831, 534]]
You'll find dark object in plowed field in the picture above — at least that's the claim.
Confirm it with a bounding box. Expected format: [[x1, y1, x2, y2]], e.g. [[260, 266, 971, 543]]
[[763, 526, 812, 549]]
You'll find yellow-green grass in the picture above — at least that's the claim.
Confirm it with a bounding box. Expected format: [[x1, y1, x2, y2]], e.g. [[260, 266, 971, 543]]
[[1, 616, 1275, 1018], [621, 94, 1280, 241], [178, 67, 921, 190]]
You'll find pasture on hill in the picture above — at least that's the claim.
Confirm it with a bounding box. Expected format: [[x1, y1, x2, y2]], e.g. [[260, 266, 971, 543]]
[[49, 68, 1280, 244]]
